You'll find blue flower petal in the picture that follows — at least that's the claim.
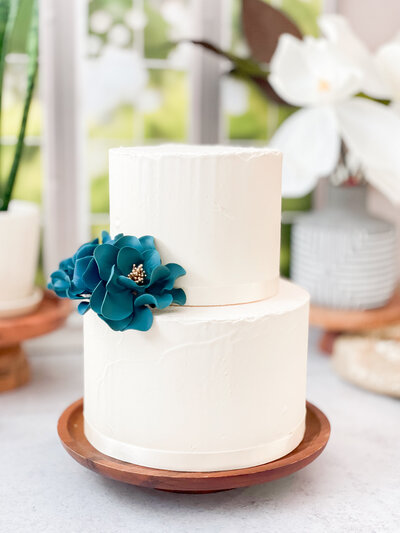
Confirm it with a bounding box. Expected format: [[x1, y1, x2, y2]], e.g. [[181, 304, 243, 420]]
[[75, 242, 97, 260], [78, 301, 90, 315], [135, 292, 173, 309], [73, 256, 92, 290], [162, 263, 186, 290], [117, 247, 143, 276], [48, 231, 186, 333], [105, 264, 126, 294], [101, 289, 134, 321], [98, 314, 132, 331], [82, 258, 100, 290], [52, 278, 70, 291], [170, 288, 186, 306], [90, 281, 106, 314], [101, 231, 112, 243], [59, 257, 74, 272], [94, 244, 119, 280], [51, 269, 70, 282], [134, 293, 157, 307], [147, 265, 170, 287], [139, 235, 155, 251], [127, 306, 153, 331], [117, 275, 139, 291], [143, 249, 161, 274], [114, 235, 142, 251], [66, 288, 84, 300], [112, 233, 123, 243]]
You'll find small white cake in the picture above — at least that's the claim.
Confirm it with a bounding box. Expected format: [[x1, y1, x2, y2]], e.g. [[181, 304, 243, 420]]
[[109, 145, 282, 306], [84, 145, 310, 472]]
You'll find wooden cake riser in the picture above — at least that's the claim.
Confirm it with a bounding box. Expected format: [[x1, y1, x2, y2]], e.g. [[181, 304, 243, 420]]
[[58, 398, 330, 494], [309, 289, 400, 355], [0, 291, 71, 392], [0, 345, 30, 392]]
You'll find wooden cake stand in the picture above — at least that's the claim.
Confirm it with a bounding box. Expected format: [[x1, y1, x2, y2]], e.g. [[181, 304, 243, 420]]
[[0, 291, 71, 392], [309, 289, 400, 354], [58, 398, 330, 494]]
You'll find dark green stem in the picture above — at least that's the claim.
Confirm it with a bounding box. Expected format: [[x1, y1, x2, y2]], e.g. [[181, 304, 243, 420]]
[[0, 0, 19, 199], [1, 0, 38, 211]]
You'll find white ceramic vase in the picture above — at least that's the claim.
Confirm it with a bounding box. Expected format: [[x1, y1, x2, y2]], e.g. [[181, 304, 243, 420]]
[[0, 200, 42, 317], [291, 184, 398, 310]]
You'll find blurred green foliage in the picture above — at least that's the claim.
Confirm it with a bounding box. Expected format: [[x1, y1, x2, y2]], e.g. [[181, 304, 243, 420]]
[[4, 0, 321, 275]]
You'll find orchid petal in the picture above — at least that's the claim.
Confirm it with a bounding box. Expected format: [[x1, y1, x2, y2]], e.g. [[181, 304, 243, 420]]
[[319, 14, 389, 99], [269, 106, 340, 197], [336, 97, 400, 203], [269, 34, 362, 107], [374, 42, 400, 101]]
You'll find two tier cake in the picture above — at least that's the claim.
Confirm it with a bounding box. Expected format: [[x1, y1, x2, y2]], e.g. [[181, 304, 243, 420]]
[[64, 145, 310, 472]]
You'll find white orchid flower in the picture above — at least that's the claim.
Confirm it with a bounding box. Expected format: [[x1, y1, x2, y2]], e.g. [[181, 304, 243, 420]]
[[318, 14, 389, 99], [373, 39, 400, 111], [320, 15, 400, 105], [268, 31, 400, 202]]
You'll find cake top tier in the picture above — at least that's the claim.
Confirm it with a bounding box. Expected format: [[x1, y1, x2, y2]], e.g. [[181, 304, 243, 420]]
[[110, 144, 280, 158], [109, 144, 282, 306]]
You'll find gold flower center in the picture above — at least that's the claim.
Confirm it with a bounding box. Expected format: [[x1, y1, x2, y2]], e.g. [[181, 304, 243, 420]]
[[128, 264, 147, 284]]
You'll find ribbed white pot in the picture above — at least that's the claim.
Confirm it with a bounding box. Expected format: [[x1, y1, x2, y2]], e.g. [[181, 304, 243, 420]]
[[0, 201, 42, 317], [291, 184, 398, 310]]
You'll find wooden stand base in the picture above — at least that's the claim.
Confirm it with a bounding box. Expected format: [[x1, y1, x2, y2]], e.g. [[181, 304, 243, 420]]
[[0, 345, 30, 392], [0, 291, 71, 392], [58, 398, 330, 494], [310, 289, 400, 354]]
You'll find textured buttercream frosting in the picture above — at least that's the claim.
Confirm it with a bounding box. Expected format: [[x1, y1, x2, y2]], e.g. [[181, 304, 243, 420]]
[[109, 145, 282, 306], [84, 279, 309, 472]]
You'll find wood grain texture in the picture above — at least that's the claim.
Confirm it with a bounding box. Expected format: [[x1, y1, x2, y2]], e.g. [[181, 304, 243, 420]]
[[0, 291, 71, 392], [0, 345, 30, 392], [0, 291, 71, 348], [58, 399, 330, 494], [310, 289, 400, 332]]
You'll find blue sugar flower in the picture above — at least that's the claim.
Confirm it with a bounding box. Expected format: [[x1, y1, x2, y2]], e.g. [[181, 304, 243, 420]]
[[48, 231, 116, 310], [90, 234, 186, 331], [48, 232, 186, 332]]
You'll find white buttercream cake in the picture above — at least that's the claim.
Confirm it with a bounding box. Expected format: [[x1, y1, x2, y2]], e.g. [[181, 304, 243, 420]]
[[83, 145, 310, 472]]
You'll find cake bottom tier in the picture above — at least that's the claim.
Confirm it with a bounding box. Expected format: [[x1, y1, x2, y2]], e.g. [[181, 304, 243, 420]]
[[83, 279, 309, 472]]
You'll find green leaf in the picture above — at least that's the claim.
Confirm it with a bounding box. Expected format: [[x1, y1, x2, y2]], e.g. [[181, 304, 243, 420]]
[[0, 0, 19, 198], [1, 0, 38, 211]]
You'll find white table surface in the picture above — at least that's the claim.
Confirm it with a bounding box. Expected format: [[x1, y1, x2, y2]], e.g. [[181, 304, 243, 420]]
[[1, 318, 399, 533]]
